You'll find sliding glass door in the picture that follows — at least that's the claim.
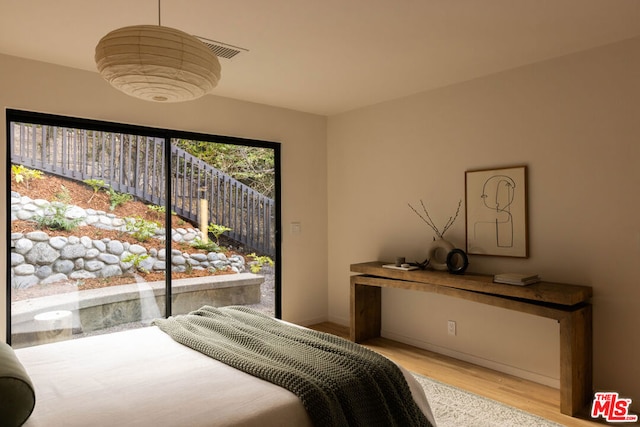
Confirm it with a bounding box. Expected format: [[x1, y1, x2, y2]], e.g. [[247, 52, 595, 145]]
[[168, 139, 276, 318], [6, 110, 280, 348]]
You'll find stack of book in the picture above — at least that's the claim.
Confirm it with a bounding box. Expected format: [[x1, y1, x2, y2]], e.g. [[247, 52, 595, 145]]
[[493, 272, 540, 286]]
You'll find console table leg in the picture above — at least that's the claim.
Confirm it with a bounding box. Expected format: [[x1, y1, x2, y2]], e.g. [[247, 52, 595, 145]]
[[559, 304, 593, 416], [350, 277, 381, 342]]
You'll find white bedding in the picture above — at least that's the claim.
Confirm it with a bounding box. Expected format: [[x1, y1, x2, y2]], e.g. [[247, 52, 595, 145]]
[[16, 326, 435, 426]]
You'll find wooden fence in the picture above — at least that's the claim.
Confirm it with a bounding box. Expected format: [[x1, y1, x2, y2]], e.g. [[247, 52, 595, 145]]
[[9, 122, 275, 256]]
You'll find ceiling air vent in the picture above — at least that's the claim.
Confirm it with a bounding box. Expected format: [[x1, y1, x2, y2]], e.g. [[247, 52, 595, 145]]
[[196, 37, 248, 60]]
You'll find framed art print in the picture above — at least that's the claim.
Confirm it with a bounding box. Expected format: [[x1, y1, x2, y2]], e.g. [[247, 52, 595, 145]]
[[465, 165, 528, 257]]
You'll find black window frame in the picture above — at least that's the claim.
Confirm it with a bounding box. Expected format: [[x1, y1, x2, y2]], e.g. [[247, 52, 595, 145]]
[[5, 108, 282, 344]]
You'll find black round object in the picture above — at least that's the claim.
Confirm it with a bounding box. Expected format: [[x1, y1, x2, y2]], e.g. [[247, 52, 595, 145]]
[[446, 249, 469, 275]]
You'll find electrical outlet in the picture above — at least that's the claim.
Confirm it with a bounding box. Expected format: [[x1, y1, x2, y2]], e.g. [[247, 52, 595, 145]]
[[447, 320, 456, 336]]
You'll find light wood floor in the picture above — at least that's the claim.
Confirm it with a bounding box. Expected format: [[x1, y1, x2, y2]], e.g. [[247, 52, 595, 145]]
[[309, 322, 605, 427]]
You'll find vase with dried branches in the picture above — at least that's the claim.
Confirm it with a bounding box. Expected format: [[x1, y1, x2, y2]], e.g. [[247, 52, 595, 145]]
[[408, 199, 462, 270]]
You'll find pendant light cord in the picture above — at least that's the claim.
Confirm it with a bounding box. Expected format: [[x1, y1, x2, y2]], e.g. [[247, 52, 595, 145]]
[[158, 0, 161, 26]]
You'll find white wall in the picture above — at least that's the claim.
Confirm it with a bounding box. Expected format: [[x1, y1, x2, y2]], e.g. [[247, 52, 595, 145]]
[[328, 36, 640, 403], [0, 53, 329, 335]]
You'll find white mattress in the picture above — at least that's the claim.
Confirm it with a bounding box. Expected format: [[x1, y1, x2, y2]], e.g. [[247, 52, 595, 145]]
[[16, 326, 435, 426]]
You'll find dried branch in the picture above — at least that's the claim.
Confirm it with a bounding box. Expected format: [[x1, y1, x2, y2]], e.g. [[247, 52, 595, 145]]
[[407, 201, 441, 237], [440, 199, 462, 237], [408, 199, 462, 239]]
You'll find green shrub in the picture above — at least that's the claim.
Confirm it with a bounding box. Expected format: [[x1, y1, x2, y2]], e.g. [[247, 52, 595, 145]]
[[121, 253, 150, 273], [83, 179, 109, 202], [190, 237, 220, 253], [184, 261, 194, 274], [54, 185, 72, 204], [33, 202, 82, 232], [108, 188, 132, 211], [247, 253, 274, 273], [12, 165, 43, 189], [125, 217, 159, 242], [147, 204, 165, 219], [207, 223, 232, 245]]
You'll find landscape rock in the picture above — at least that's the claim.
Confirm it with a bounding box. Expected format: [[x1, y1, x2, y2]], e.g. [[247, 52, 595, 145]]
[[25, 242, 60, 265]]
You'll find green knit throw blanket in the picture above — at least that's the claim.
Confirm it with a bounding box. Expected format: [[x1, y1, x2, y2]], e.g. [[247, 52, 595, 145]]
[[153, 306, 432, 427]]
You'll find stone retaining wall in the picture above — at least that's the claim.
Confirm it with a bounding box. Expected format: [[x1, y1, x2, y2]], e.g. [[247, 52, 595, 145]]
[[10, 191, 245, 289]]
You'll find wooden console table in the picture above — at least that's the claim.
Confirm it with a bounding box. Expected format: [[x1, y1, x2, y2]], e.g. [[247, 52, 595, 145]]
[[350, 261, 593, 416]]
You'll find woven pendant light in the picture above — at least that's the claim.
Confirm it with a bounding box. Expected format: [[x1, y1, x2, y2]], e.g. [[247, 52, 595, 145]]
[[95, 25, 221, 102]]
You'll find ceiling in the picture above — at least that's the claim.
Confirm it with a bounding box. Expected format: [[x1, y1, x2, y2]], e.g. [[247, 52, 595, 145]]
[[1, 0, 640, 116]]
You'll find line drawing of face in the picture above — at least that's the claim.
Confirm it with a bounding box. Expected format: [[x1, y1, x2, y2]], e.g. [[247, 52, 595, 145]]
[[481, 175, 515, 212], [475, 175, 516, 248]]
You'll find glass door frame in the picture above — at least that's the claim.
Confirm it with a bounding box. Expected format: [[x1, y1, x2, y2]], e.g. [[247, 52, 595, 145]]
[[5, 109, 282, 344]]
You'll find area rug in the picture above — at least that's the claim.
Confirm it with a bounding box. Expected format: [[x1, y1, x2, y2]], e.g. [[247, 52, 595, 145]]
[[413, 373, 564, 427]]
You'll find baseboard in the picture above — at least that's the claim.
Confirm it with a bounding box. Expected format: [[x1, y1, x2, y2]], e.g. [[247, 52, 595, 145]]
[[292, 314, 330, 327], [383, 329, 561, 389], [327, 314, 349, 327]]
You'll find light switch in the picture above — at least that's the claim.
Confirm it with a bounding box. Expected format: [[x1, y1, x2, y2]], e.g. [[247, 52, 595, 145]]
[[290, 222, 301, 234]]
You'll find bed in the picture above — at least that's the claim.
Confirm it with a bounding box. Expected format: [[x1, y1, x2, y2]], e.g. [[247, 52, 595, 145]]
[[3, 306, 436, 427]]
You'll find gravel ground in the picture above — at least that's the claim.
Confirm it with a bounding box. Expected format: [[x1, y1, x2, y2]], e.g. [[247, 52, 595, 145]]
[[245, 265, 275, 316]]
